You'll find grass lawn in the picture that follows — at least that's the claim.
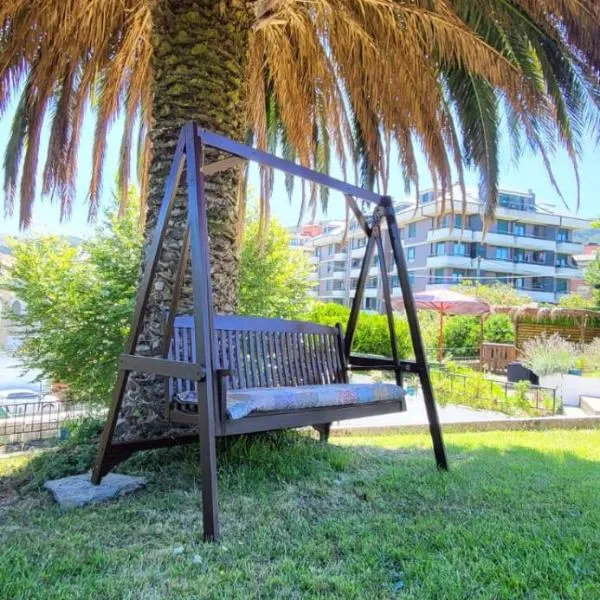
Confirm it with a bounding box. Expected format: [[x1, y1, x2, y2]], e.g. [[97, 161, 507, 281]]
[[1, 428, 599, 599]]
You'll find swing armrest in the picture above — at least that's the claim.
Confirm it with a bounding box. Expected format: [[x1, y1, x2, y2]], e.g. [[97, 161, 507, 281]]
[[349, 354, 421, 373]]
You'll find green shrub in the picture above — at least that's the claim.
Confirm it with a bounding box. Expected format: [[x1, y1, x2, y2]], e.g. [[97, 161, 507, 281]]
[[581, 338, 600, 374], [483, 314, 515, 343], [306, 302, 411, 358], [522, 333, 576, 375], [430, 363, 552, 415], [443, 316, 479, 358]]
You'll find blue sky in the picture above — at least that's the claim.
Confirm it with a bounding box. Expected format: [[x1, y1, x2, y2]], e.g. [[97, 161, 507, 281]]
[[0, 100, 598, 238]]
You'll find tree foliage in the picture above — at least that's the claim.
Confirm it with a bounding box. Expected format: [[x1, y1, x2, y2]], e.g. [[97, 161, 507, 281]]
[[585, 251, 600, 305], [3, 197, 143, 402], [238, 215, 314, 319], [307, 303, 411, 359], [3, 203, 318, 400], [454, 280, 532, 306], [558, 292, 597, 309], [1, 0, 598, 226]]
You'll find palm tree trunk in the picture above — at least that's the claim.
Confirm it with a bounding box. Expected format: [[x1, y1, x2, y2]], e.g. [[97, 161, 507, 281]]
[[116, 0, 250, 438]]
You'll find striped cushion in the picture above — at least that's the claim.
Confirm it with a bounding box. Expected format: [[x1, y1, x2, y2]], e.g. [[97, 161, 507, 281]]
[[175, 383, 406, 420]]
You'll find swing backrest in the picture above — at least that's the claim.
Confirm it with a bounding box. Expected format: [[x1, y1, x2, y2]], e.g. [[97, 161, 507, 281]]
[[168, 314, 348, 398]]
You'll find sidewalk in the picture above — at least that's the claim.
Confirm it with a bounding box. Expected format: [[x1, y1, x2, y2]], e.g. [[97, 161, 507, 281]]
[[331, 389, 510, 430]]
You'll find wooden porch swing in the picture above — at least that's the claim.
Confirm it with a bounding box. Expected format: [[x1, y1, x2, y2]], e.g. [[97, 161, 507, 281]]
[[91, 122, 448, 541]]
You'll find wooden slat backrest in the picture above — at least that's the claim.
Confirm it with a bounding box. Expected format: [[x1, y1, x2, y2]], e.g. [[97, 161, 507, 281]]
[[167, 315, 347, 396]]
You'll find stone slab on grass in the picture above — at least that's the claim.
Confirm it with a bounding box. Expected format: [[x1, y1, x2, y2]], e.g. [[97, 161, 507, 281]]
[[44, 473, 146, 509]]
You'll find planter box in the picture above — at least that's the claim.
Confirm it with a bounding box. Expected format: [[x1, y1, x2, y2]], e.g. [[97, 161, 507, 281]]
[[539, 373, 600, 407]]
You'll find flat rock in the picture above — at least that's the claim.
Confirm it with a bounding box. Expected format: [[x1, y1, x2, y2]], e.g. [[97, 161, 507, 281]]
[[44, 473, 146, 509]]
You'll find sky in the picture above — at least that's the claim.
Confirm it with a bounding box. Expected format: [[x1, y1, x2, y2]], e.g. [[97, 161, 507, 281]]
[[0, 100, 599, 239]]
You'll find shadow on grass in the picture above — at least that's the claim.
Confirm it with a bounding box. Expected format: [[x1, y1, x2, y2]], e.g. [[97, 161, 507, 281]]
[[1, 427, 599, 598]]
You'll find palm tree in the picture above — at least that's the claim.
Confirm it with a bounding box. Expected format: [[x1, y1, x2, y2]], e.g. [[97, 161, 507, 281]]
[[2, 0, 598, 435]]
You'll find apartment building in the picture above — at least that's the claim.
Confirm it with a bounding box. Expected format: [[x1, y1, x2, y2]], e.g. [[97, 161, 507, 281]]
[[300, 188, 591, 310]]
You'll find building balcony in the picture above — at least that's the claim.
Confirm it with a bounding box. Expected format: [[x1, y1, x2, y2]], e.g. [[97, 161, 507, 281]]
[[518, 289, 557, 303], [495, 205, 560, 225], [555, 266, 583, 279], [334, 251, 347, 261], [556, 240, 582, 254], [479, 258, 555, 276], [350, 246, 366, 258], [484, 231, 556, 251], [427, 227, 477, 243], [364, 287, 379, 298], [426, 255, 473, 269], [321, 289, 346, 299], [369, 265, 380, 276]]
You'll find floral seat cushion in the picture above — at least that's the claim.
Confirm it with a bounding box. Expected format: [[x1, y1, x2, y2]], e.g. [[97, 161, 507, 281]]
[[175, 383, 406, 420]]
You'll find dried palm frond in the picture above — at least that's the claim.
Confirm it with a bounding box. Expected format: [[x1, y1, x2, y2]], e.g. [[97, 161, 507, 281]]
[[1, 0, 598, 227]]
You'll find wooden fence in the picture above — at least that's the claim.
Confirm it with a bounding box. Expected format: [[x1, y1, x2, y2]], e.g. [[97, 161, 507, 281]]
[[515, 322, 600, 348], [480, 343, 518, 373]]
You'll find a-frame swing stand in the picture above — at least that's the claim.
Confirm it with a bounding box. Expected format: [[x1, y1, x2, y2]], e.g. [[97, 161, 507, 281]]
[[92, 122, 448, 541]]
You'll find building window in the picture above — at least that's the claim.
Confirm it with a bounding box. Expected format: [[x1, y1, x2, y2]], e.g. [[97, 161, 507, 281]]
[[514, 249, 526, 263], [433, 268, 444, 284], [496, 273, 509, 284], [407, 247, 416, 261], [514, 223, 525, 236], [454, 214, 463, 229], [366, 276, 378, 289], [350, 278, 358, 289], [496, 220, 509, 234], [408, 223, 417, 238], [556, 279, 568, 293], [533, 251, 546, 264], [408, 273, 415, 285], [365, 297, 378, 310], [557, 228, 570, 242], [533, 225, 545, 239], [420, 191, 434, 204], [315, 247, 321, 258], [515, 278, 524, 289], [351, 258, 361, 269], [499, 193, 526, 211], [451, 270, 464, 283], [391, 275, 399, 287], [453, 242, 466, 256], [495, 247, 509, 260], [531, 277, 544, 290], [326, 280, 333, 291], [434, 242, 445, 257], [328, 244, 334, 254], [556, 253, 569, 267]]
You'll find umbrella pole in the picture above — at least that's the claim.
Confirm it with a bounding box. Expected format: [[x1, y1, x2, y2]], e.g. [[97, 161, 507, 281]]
[[438, 310, 444, 363]]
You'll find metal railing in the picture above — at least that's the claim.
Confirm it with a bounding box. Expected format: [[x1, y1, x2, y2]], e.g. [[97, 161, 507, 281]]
[[0, 399, 106, 446], [425, 366, 559, 415]]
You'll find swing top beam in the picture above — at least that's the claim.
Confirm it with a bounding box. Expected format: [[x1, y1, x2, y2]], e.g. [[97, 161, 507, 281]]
[[199, 129, 382, 204]]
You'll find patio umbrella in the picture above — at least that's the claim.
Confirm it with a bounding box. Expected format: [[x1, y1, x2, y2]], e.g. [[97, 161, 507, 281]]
[[393, 290, 491, 361]]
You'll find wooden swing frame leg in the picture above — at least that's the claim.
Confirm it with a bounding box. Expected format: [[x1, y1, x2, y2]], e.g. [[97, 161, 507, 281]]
[[91, 123, 220, 540], [344, 196, 448, 471]]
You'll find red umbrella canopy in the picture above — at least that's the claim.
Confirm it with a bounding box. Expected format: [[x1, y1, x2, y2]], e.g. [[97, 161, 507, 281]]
[[393, 290, 490, 362], [395, 289, 491, 315]]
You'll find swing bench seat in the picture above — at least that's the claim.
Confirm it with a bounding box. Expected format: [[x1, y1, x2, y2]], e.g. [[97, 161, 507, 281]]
[[165, 314, 407, 433]]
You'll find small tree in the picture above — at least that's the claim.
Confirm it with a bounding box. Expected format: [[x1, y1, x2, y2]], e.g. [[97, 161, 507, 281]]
[[585, 251, 600, 306], [238, 215, 314, 319], [454, 280, 531, 306], [558, 293, 597, 309], [3, 196, 143, 402]]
